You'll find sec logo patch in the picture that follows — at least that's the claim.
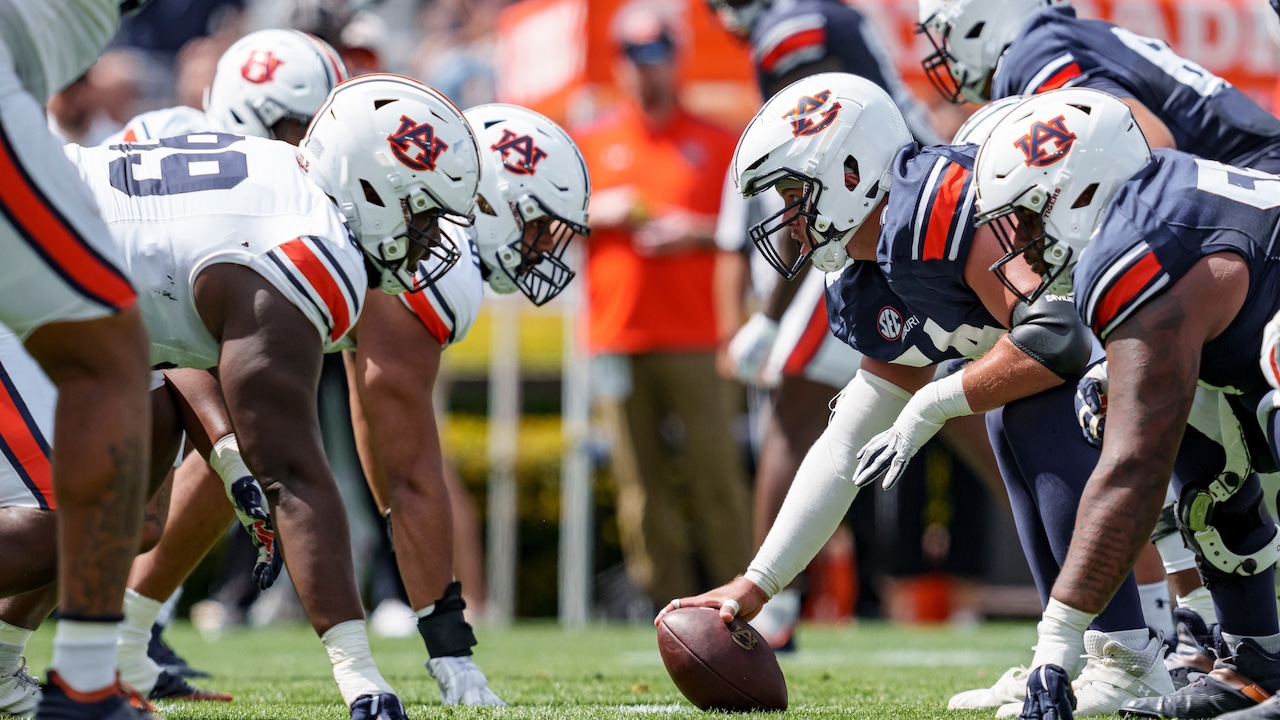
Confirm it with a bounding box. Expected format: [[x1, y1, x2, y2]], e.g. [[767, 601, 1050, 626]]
[[878, 306, 904, 341]]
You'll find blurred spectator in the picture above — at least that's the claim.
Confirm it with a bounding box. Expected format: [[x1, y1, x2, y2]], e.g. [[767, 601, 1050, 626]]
[[110, 0, 246, 108], [48, 50, 146, 144], [574, 8, 752, 610], [408, 0, 506, 107]]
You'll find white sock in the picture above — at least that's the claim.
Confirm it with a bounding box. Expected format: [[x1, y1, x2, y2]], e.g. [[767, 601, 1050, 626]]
[[321, 620, 395, 706], [1030, 598, 1096, 676], [52, 619, 119, 693], [118, 590, 164, 694], [1222, 631, 1280, 656], [1176, 586, 1219, 625], [1138, 581, 1175, 640], [156, 588, 182, 628], [1106, 627, 1156, 653], [0, 621, 32, 675]]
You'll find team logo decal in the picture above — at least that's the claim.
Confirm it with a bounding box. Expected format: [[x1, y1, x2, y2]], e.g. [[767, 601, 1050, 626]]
[[1014, 115, 1077, 167], [878, 306, 904, 341], [490, 129, 547, 175], [728, 622, 758, 650], [241, 50, 284, 84], [388, 115, 448, 172], [784, 90, 842, 137]]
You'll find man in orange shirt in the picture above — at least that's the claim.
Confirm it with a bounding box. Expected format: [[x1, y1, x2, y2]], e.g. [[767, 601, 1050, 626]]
[[574, 10, 752, 610]]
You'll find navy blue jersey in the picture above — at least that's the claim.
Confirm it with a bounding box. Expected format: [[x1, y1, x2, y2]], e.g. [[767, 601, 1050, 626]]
[[992, 8, 1280, 169], [825, 143, 1006, 366], [1074, 150, 1280, 395], [750, 0, 941, 145]]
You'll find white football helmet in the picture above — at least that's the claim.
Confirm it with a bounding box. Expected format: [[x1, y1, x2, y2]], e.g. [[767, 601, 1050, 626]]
[[919, 0, 1069, 104], [300, 75, 481, 294], [705, 0, 772, 37], [973, 88, 1151, 300], [206, 29, 349, 140], [733, 72, 912, 279], [463, 104, 590, 306], [951, 95, 1025, 145]]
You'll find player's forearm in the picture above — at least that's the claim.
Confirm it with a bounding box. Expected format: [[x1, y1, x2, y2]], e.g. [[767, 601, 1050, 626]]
[[745, 369, 912, 596], [960, 336, 1063, 413]]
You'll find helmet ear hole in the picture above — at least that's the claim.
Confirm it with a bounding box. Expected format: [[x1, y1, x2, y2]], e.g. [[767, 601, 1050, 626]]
[[965, 21, 985, 38], [843, 155, 860, 191], [475, 194, 499, 216], [361, 180, 384, 206], [1071, 183, 1099, 209]]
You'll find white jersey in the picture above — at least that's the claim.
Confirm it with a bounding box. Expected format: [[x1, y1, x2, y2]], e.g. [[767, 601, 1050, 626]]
[[65, 133, 366, 369], [0, 0, 117, 104], [101, 105, 213, 147], [398, 222, 482, 348]]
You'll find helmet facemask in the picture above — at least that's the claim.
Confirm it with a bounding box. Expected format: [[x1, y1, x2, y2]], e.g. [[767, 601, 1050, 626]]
[[746, 168, 845, 280], [362, 186, 470, 295], [494, 194, 587, 306], [977, 186, 1073, 303], [918, 10, 991, 105]]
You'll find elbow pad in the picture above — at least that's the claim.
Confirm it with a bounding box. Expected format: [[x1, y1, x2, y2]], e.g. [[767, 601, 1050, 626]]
[[1007, 294, 1092, 377]]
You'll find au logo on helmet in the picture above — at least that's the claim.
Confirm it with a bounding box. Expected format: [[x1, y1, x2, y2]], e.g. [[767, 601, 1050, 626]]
[[241, 50, 284, 84], [1014, 115, 1077, 167], [490, 129, 547, 175], [784, 90, 842, 137], [388, 115, 449, 172]]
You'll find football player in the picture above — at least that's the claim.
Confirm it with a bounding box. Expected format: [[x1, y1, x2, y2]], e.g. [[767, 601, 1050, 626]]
[[972, 88, 1280, 719], [103, 28, 348, 147], [104, 102, 589, 708], [92, 27, 350, 701], [0, 1, 155, 718], [705, 0, 953, 648], [658, 73, 1171, 716], [920, 0, 1270, 665], [344, 102, 588, 706], [919, 0, 1280, 173], [0, 74, 481, 720]]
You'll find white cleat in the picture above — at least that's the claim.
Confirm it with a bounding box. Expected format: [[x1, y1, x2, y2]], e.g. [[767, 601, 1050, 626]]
[[1069, 630, 1175, 716], [948, 665, 1030, 710], [425, 656, 505, 706], [0, 660, 40, 718]]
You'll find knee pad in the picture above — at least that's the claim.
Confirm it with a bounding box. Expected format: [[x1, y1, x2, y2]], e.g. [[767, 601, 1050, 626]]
[[416, 581, 477, 658], [1178, 476, 1280, 583]]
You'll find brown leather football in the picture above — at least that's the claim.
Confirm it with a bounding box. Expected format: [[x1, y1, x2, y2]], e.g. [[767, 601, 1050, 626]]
[[656, 607, 788, 712]]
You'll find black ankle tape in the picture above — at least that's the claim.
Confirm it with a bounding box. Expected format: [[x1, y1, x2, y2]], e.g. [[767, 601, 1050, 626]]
[[417, 581, 476, 657]]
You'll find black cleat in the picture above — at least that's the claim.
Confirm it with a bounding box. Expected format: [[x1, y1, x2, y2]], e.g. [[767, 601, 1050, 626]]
[[147, 625, 210, 679], [350, 693, 408, 720], [147, 670, 232, 702], [1019, 664, 1076, 720], [1165, 608, 1217, 690], [36, 671, 159, 720], [1219, 695, 1280, 719], [1121, 638, 1279, 718]]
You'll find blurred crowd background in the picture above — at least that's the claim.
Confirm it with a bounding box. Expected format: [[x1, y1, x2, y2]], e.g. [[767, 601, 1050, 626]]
[[56, 0, 1280, 634]]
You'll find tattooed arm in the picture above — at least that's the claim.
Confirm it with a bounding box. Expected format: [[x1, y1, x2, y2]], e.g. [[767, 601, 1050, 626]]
[[1050, 251, 1248, 613]]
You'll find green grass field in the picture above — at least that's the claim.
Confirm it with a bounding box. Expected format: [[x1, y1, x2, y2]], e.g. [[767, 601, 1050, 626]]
[[24, 619, 1040, 718]]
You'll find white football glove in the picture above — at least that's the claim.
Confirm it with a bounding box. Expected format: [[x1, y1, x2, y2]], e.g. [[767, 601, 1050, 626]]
[[1262, 311, 1280, 391], [725, 313, 779, 387], [852, 372, 971, 490], [209, 434, 282, 590], [1075, 361, 1109, 449]]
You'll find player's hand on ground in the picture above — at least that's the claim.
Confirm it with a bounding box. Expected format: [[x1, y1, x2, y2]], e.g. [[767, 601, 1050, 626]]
[[227, 476, 282, 590], [655, 577, 770, 625], [1075, 360, 1108, 448], [725, 313, 779, 386]]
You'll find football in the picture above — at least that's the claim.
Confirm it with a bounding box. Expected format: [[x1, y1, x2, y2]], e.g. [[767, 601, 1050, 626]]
[[656, 607, 788, 712]]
